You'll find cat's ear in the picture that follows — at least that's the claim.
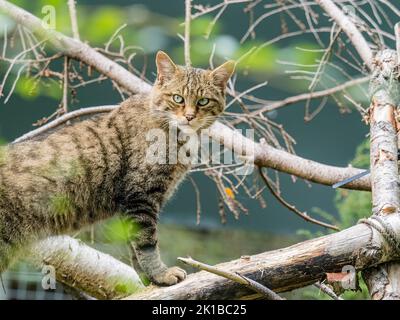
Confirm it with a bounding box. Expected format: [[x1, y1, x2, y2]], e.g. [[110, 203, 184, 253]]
[[156, 51, 177, 84], [210, 60, 235, 89]]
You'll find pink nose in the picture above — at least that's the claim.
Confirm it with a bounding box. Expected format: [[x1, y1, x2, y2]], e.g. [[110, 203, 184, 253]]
[[185, 114, 195, 122]]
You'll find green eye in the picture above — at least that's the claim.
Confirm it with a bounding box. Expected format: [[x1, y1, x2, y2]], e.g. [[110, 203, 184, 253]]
[[173, 94, 184, 104], [197, 98, 209, 106]]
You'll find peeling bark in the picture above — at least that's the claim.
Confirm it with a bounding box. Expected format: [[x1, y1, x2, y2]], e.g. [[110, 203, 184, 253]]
[[363, 50, 400, 300], [126, 217, 400, 300], [2, 0, 400, 300]]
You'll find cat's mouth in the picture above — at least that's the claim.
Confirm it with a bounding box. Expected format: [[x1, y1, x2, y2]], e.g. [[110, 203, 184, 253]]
[[177, 122, 198, 134]]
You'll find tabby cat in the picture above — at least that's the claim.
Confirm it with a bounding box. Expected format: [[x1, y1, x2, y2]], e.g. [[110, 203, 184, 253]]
[[0, 51, 234, 286]]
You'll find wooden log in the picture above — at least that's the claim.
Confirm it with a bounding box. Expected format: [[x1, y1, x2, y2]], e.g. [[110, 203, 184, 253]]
[[363, 49, 400, 300], [126, 216, 400, 300]]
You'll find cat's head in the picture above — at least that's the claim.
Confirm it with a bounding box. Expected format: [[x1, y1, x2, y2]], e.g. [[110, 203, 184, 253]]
[[150, 51, 235, 133]]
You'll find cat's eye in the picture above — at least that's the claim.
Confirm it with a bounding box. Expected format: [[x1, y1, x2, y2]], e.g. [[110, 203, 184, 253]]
[[197, 98, 209, 106], [173, 94, 184, 104]]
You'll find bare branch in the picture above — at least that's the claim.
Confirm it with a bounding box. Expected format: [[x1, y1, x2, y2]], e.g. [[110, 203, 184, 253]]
[[0, 0, 152, 94], [28, 236, 144, 299], [184, 0, 191, 66], [209, 121, 371, 190], [62, 56, 69, 114], [314, 282, 343, 300], [232, 76, 369, 124], [11, 101, 372, 191], [316, 0, 374, 69], [259, 167, 339, 231], [178, 257, 284, 300], [362, 49, 400, 300], [12, 105, 115, 144], [127, 214, 400, 300], [67, 0, 80, 40], [395, 22, 400, 63]]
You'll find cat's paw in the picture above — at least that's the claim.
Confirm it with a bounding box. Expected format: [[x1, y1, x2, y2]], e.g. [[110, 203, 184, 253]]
[[152, 266, 187, 286]]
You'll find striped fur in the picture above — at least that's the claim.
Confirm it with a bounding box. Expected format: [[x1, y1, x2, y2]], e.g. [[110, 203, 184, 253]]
[[0, 52, 234, 286]]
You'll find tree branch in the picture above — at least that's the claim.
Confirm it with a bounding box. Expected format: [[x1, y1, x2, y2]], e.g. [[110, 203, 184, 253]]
[[362, 49, 400, 300], [259, 167, 339, 230], [126, 214, 400, 299], [316, 0, 374, 70], [0, 0, 151, 94], [12, 103, 372, 191], [28, 236, 144, 299], [178, 257, 284, 300], [184, 0, 192, 66], [1, 0, 373, 191], [232, 76, 369, 123], [209, 121, 371, 190], [67, 0, 80, 41]]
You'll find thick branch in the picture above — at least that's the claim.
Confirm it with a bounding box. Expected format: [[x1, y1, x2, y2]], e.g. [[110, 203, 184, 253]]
[[126, 214, 400, 300], [363, 49, 400, 300], [209, 121, 371, 190], [28, 236, 144, 299]]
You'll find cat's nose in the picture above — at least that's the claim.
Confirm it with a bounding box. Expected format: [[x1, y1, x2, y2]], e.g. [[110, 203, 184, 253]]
[[185, 114, 195, 122]]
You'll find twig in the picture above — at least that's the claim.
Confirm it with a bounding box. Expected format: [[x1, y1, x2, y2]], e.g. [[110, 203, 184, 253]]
[[184, 0, 192, 66], [204, 3, 227, 39], [231, 77, 369, 125], [12, 105, 116, 144], [178, 256, 284, 300], [188, 176, 202, 225], [62, 56, 69, 114], [314, 282, 343, 300], [192, 0, 251, 20], [395, 22, 400, 64], [315, 0, 374, 69], [63, 284, 97, 300], [258, 167, 340, 231], [0, 39, 46, 98], [0, 0, 151, 94], [2, 24, 7, 58], [67, 0, 80, 40]]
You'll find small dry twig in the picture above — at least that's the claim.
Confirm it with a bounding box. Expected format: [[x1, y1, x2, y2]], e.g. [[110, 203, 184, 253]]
[[178, 256, 284, 300]]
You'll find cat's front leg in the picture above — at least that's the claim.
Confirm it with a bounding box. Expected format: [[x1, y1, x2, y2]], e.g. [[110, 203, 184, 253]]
[[129, 213, 186, 286]]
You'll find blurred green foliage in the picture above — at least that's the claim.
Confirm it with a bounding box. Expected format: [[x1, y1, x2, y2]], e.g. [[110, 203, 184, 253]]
[[0, 0, 327, 104], [15, 76, 61, 101], [99, 217, 139, 244], [81, 6, 125, 44]]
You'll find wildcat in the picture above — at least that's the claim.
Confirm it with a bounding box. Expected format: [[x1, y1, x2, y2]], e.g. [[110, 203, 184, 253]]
[[0, 51, 234, 286]]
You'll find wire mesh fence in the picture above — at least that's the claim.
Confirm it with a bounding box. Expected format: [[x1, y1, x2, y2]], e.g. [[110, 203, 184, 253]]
[[0, 263, 71, 300]]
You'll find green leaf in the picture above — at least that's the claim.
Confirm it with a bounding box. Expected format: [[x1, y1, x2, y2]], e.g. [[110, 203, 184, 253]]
[[15, 76, 41, 100], [102, 217, 139, 244]]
